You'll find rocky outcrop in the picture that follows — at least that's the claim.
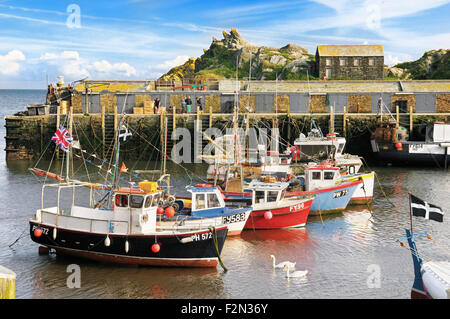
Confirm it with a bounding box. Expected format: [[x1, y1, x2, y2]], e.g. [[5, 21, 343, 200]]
[[160, 29, 315, 81], [393, 49, 450, 79]]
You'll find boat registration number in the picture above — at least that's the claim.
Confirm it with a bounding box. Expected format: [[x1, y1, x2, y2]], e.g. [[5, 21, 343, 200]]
[[222, 212, 246, 224], [290, 202, 305, 212], [333, 190, 349, 198]]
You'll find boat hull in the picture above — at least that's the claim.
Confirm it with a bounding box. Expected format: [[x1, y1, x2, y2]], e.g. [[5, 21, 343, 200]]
[[341, 172, 375, 205], [371, 140, 450, 167], [161, 207, 251, 236], [244, 198, 313, 230], [30, 221, 228, 268], [287, 180, 361, 215]]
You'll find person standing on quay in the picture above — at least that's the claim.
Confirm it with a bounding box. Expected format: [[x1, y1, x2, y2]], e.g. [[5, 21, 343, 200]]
[[154, 98, 160, 114], [185, 96, 192, 113], [181, 98, 186, 114], [196, 96, 203, 114]]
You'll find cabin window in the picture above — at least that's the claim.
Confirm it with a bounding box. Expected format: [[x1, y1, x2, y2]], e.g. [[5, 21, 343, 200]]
[[324, 171, 335, 180], [115, 194, 128, 207], [144, 195, 152, 208], [255, 191, 265, 203], [130, 195, 144, 208], [312, 171, 321, 180], [280, 189, 286, 200], [195, 194, 206, 209], [337, 143, 345, 153], [152, 193, 161, 207], [267, 191, 278, 202], [207, 193, 220, 208]]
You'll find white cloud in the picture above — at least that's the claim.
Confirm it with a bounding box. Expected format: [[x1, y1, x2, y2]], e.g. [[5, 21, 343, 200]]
[[155, 55, 189, 71], [0, 50, 26, 75], [92, 60, 136, 76], [39, 51, 138, 80], [40, 50, 90, 79]]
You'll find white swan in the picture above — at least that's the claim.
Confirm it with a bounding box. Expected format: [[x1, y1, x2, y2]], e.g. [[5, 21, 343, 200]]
[[283, 264, 308, 278], [270, 255, 296, 270]]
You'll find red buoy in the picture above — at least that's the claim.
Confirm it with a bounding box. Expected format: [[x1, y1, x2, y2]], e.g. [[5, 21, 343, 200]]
[[34, 228, 43, 238], [395, 142, 402, 149], [156, 207, 164, 215], [165, 206, 175, 218], [151, 243, 160, 253]]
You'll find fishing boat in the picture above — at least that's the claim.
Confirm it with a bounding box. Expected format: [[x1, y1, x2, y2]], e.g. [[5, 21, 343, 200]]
[[243, 180, 314, 229], [289, 119, 363, 175], [159, 185, 251, 236], [371, 120, 450, 168], [284, 162, 363, 214], [29, 112, 229, 268], [30, 181, 228, 267], [396, 193, 449, 298]]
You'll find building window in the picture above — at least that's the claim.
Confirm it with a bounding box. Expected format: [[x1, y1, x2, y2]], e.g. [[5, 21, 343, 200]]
[[354, 58, 360, 66], [368, 58, 375, 66], [326, 58, 332, 66], [339, 58, 346, 66], [325, 69, 332, 78], [395, 100, 408, 113]]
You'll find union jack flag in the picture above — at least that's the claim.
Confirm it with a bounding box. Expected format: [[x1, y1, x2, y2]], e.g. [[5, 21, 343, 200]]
[[52, 125, 73, 152]]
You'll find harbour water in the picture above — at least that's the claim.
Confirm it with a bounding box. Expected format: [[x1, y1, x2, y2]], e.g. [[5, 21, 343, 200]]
[[1, 90, 449, 299]]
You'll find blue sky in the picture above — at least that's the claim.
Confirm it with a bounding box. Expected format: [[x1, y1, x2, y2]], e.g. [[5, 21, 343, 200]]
[[0, 0, 449, 88]]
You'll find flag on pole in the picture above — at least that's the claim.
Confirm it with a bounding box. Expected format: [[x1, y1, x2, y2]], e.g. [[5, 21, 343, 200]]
[[52, 125, 73, 152], [410, 194, 444, 222], [120, 162, 128, 173]]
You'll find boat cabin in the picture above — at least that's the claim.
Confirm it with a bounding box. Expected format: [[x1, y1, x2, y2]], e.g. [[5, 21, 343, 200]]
[[186, 186, 226, 216], [304, 162, 341, 191], [35, 181, 164, 236], [246, 181, 288, 205], [293, 134, 346, 161]]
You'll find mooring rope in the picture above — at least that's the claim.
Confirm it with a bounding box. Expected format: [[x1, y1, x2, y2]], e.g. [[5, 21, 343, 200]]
[[209, 226, 227, 272]]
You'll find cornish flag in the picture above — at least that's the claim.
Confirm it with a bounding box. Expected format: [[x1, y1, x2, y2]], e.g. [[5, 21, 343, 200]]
[[52, 125, 73, 152], [410, 194, 444, 222]]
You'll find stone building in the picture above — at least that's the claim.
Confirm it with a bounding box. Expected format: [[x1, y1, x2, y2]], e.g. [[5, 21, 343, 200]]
[[315, 45, 384, 80]]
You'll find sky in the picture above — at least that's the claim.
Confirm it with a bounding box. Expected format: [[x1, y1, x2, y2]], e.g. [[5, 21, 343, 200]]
[[0, 0, 449, 88]]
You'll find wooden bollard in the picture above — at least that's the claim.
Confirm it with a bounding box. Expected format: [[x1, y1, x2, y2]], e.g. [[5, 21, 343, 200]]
[[0, 265, 16, 299]]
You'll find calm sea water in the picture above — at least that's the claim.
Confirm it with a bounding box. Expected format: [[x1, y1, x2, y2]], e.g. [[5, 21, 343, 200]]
[[0, 89, 449, 299]]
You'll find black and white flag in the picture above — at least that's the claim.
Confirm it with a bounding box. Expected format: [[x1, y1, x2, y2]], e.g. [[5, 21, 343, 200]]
[[410, 194, 444, 222]]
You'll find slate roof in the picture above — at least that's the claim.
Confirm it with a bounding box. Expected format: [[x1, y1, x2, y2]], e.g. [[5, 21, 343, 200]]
[[317, 45, 384, 57]]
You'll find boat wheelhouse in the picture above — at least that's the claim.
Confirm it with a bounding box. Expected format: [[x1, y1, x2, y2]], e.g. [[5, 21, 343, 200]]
[[160, 185, 251, 236]]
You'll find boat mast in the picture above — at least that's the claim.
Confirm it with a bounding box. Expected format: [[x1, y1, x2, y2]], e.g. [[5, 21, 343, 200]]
[[66, 103, 73, 182]]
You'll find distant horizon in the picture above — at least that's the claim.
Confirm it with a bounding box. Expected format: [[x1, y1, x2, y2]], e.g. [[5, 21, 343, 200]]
[[0, 0, 449, 89]]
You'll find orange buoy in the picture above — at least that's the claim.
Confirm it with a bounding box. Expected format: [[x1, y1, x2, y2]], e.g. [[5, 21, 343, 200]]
[[164, 206, 175, 218], [34, 228, 43, 237], [151, 243, 160, 253]]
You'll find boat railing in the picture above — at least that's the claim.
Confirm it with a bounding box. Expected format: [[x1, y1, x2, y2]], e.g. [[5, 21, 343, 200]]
[[38, 209, 129, 235]]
